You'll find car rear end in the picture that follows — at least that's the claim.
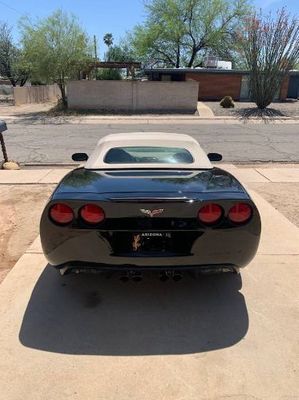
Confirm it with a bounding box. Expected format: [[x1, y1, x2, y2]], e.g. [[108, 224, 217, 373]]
[[40, 168, 261, 275]]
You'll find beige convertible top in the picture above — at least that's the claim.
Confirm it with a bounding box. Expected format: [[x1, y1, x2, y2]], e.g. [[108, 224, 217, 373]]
[[85, 132, 213, 170]]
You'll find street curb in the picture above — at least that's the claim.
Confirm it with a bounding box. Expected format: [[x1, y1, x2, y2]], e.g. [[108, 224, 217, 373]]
[[1, 115, 299, 123], [19, 161, 299, 168]]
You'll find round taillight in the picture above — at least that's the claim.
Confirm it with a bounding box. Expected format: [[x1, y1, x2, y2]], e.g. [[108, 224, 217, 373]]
[[80, 204, 105, 224], [49, 203, 74, 225], [198, 203, 223, 225], [228, 203, 252, 224]]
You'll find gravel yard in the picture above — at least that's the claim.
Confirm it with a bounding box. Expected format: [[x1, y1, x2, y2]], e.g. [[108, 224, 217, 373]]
[[204, 100, 299, 117]]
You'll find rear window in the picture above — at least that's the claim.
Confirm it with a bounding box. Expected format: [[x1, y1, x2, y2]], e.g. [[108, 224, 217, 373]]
[[104, 146, 194, 164]]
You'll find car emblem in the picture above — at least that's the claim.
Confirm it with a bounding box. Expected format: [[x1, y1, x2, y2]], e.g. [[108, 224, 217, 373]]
[[140, 208, 164, 217]]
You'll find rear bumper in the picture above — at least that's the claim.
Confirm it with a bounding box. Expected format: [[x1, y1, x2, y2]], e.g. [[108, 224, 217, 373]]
[[55, 262, 239, 274], [41, 227, 260, 270]]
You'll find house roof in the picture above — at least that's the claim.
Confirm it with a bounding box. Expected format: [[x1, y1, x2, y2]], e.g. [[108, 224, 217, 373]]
[[144, 68, 299, 76], [144, 68, 249, 75]]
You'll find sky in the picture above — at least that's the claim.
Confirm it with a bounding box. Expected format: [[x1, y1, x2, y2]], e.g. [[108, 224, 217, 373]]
[[0, 0, 298, 58]]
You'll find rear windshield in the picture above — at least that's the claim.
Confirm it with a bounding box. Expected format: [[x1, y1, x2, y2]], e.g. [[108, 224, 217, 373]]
[[104, 146, 194, 164]]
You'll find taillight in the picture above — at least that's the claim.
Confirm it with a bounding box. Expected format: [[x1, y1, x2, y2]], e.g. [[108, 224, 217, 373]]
[[228, 203, 252, 224], [49, 203, 74, 225], [198, 203, 223, 225], [80, 204, 105, 224]]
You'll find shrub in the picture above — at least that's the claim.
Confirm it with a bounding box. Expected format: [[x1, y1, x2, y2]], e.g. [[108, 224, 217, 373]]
[[220, 96, 235, 108], [96, 68, 122, 80]]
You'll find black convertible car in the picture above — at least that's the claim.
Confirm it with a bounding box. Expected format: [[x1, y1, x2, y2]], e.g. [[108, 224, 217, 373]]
[[40, 133, 261, 279]]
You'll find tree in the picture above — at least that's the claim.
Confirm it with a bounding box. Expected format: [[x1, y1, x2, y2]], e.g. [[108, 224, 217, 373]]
[[105, 44, 136, 63], [240, 9, 299, 109], [103, 34, 136, 63], [20, 10, 91, 106], [102, 38, 137, 79], [103, 33, 114, 48], [96, 68, 122, 80], [130, 0, 250, 68], [0, 22, 28, 86]]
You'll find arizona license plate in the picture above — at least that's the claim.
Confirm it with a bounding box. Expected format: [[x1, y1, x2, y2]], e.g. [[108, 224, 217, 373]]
[[132, 232, 172, 252]]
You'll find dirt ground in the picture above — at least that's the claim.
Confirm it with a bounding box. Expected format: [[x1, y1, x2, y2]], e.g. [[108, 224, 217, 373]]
[[204, 100, 299, 117], [0, 185, 54, 283], [0, 102, 56, 116], [249, 182, 299, 227]]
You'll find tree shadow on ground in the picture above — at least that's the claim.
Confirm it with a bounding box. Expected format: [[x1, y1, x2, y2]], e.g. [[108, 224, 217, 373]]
[[19, 266, 248, 355], [8, 111, 73, 125], [234, 107, 287, 123], [8, 102, 198, 125]]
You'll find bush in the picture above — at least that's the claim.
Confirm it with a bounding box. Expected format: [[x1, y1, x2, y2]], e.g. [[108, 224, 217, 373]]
[[220, 96, 235, 108], [96, 68, 122, 80]]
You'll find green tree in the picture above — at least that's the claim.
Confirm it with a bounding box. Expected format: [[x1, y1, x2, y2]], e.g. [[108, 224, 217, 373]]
[[20, 10, 91, 105], [103, 33, 114, 48], [0, 22, 28, 86], [130, 0, 250, 68], [105, 44, 136, 63], [240, 9, 299, 109], [96, 68, 122, 80]]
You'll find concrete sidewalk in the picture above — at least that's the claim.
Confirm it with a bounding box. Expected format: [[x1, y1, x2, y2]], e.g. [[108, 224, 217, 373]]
[[1, 165, 299, 184], [0, 187, 298, 399]]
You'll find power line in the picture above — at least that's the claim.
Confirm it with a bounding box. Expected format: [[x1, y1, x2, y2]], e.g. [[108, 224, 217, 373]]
[[0, 0, 24, 16]]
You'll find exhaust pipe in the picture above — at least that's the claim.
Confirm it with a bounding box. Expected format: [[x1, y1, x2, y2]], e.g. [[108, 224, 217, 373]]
[[131, 272, 143, 282], [59, 266, 70, 276], [160, 271, 183, 282], [173, 272, 183, 282], [160, 272, 169, 282], [120, 271, 143, 282]]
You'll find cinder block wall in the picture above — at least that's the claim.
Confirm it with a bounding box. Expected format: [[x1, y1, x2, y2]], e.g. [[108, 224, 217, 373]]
[[186, 73, 242, 100], [13, 85, 61, 105], [67, 80, 199, 113]]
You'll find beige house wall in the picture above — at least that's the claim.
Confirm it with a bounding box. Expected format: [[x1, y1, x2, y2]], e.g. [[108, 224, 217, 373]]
[[67, 80, 198, 113], [13, 85, 61, 105]]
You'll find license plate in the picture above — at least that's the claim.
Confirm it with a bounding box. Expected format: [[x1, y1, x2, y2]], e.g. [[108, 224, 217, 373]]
[[132, 232, 172, 252]]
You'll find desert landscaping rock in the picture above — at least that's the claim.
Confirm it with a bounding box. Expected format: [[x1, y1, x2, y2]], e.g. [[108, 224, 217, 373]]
[[2, 161, 20, 170]]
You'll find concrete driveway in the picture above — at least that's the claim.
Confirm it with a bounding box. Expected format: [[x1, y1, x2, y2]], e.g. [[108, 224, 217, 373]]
[[0, 183, 298, 399]]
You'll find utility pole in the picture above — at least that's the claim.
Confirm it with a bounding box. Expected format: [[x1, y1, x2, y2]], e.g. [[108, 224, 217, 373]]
[[94, 35, 98, 60]]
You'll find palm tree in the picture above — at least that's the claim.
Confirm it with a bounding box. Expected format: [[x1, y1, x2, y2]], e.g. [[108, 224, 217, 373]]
[[103, 33, 113, 48]]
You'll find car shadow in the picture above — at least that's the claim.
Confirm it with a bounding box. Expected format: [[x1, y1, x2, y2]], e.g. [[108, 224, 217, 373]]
[[19, 266, 248, 355]]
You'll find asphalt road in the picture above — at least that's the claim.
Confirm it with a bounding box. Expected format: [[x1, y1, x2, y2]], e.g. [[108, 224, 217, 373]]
[[4, 122, 299, 164]]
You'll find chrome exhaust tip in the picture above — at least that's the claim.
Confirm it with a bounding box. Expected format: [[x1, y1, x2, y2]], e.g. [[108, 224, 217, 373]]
[[159, 272, 169, 282], [173, 272, 183, 282], [59, 267, 70, 276]]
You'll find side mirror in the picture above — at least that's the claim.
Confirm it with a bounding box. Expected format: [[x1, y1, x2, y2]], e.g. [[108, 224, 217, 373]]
[[72, 153, 88, 162], [207, 153, 222, 162]]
